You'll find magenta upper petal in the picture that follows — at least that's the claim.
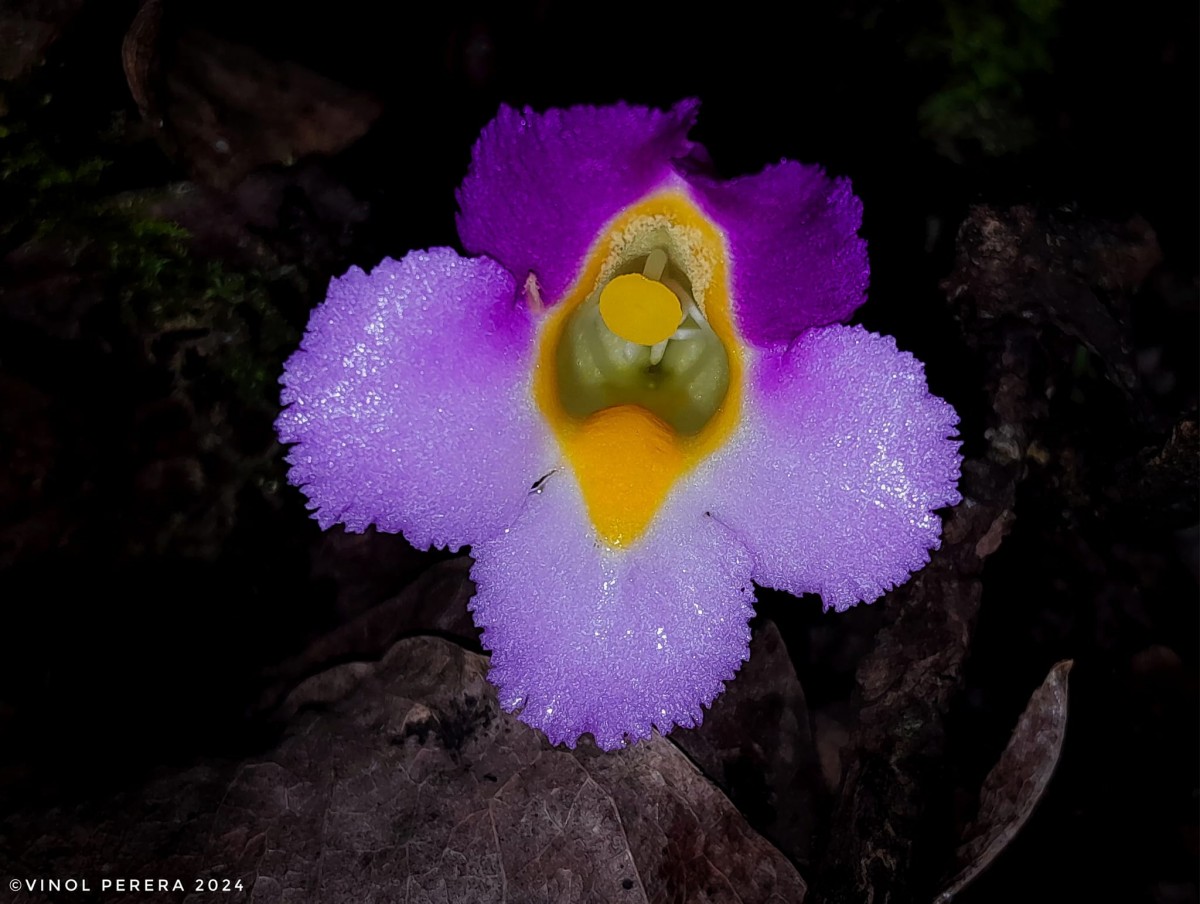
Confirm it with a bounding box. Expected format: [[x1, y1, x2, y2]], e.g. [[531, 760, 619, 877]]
[[685, 161, 869, 347], [686, 325, 961, 610], [455, 101, 699, 306], [470, 473, 756, 750], [277, 249, 552, 550]]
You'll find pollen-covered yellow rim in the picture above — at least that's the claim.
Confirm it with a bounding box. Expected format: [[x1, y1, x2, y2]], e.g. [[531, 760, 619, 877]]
[[533, 190, 743, 548]]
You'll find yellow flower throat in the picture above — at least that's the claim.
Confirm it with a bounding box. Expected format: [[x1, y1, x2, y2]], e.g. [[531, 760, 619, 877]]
[[534, 191, 743, 548]]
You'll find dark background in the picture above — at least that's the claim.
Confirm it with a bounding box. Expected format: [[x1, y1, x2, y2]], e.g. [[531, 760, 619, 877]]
[[0, 1, 1196, 901]]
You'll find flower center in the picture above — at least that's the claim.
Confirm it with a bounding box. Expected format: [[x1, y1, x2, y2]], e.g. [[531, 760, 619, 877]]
[[555, 247, 731, 436], [599, 250, 681, 346], [534, 191, 743, 549]]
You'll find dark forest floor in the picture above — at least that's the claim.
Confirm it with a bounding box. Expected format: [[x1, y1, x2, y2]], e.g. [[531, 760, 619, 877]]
[[0, 2, 1196, 902]]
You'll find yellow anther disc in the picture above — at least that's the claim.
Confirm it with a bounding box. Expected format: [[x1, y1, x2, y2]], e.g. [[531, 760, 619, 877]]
[[598, 273, 682, 346]]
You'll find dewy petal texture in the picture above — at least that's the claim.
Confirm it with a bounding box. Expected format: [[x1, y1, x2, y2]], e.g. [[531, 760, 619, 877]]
[[278, 99, 965, 751], [690, 325, 961, 610], [277, 249, 550, 550], [686, 162, 869, 346], [470, 474, 756, 750], [455, 101, 699, 306]]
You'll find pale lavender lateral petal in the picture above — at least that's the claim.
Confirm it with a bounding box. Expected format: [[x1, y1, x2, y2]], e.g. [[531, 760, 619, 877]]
[[277, 248, 552, 551], [470, 473, 756, 750], [685, 161, 869, 347], [688, 325, 961, 610], [455, 100, 699, 306]]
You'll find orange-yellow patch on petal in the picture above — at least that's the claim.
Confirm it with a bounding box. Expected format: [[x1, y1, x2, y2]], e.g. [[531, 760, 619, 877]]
[[564, 405, 684, 548], [534, 190, 744, 549]]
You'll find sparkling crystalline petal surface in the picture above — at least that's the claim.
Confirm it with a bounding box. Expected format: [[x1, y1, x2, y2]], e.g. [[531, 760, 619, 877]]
[[455, 101, 699, 305], [682, 325, 962, 610], [277, 249, 552, 550], [470, 473, 756, 750], [685, 161, 869, 346], [275, 98, 966, 751]]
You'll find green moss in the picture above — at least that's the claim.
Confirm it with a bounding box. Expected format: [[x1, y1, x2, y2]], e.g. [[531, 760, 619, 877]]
[[909, 0, 1060, 159], [1, 82, 314, 560], [1, 108, 299, 410]]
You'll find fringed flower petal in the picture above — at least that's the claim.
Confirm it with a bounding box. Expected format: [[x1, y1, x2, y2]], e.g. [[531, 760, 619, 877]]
[[455, 101, 700, 306], [686, 161, 869, 346], [277, 248, 552, 550], [470, 472, 756, 750], [685, 325, 962, 610]]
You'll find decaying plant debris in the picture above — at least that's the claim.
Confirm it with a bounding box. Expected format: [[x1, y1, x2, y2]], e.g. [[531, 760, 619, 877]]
[[0, 3, 1194, 902]]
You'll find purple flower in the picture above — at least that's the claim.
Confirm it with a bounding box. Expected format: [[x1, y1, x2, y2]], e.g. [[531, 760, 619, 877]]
[[277, 100, 962, 750]]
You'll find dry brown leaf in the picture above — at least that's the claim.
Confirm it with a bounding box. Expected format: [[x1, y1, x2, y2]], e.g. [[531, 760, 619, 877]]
[[121, 0, 161, 121], [254, 557, 478, 720], [0, 0, 85, 81], [121, 13, 382, 189], [3, 637, 806, 904], [674, 619, 822, 865], [936, 659, 1074, 902]]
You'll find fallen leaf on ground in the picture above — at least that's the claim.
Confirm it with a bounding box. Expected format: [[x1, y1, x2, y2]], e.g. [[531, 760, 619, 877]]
[[674, 619, 822, 865], [3, 636, 806, 904], [122, 13, 382, 188], [0, 0, 85, 81], [936, 659, 1074, 902]]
